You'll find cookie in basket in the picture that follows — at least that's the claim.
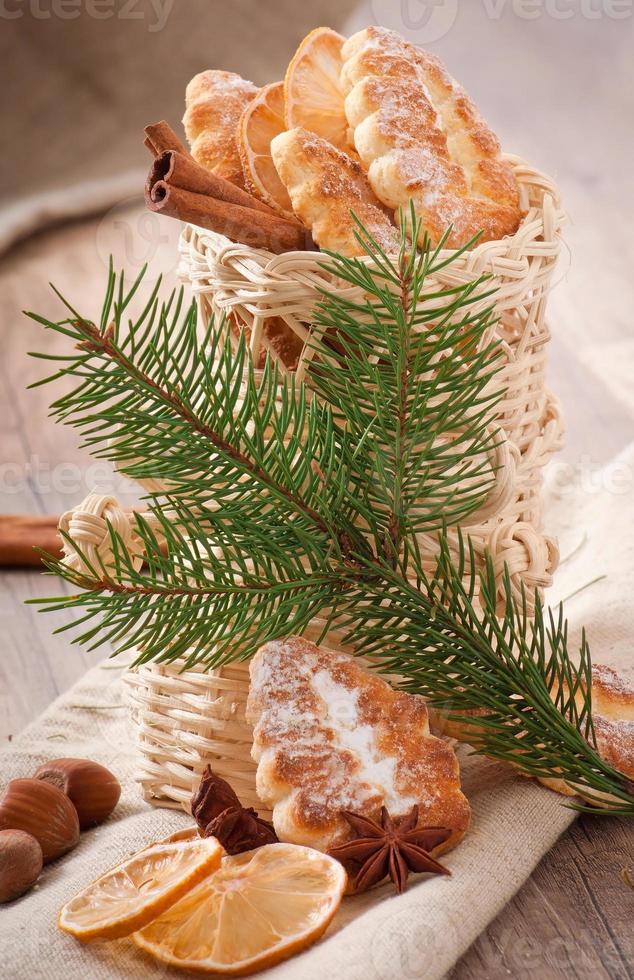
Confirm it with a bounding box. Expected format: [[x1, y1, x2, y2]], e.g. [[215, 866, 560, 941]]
[[183, 70, 258, 188], [228, 311, 304, 371], [271, 127, 399, 256], [340, 26, 522, 248], [246, 636, 471, 853]]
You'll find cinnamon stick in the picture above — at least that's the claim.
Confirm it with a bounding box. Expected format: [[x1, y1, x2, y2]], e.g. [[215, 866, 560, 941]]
[[146, 181, 310, 254], [0, 513, 168, 568], [144, 120, 190, 158], [0, 515, 63, 567], [147, 151, 278, 217]]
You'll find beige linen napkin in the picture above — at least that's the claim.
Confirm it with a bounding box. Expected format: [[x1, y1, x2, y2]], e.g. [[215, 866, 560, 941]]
[[1, 445, 633, 980]]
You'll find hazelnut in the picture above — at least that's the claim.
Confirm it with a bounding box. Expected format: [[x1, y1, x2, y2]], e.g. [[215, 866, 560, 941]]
[[0, 779, 80, 864], [34, 758, 121, 830], [0, 829, 43, 903]]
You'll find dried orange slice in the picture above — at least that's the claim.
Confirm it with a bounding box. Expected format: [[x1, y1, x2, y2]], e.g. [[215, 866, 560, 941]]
[[58, 835, 222, 941], [284, 27, 350, 152], [239, 81, 295, 219], [133, 843, 346, 975]]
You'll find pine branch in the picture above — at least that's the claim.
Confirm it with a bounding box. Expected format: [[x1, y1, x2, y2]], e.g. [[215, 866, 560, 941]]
[[332, 534, 634, 815], [38, 502, 351, 667], [26, 222, 634, 816], [308, 216, 503, 561], [28, 266, 356, 550]]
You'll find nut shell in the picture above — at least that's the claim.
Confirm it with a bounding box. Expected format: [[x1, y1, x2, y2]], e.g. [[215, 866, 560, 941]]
[[34, 758, 121, 830], [0, 829, 43, 903], [0, 779, 80, 863]]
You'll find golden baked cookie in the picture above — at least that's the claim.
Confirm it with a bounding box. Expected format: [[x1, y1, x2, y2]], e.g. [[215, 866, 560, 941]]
[[533, 665, 634, 801], [429, 663, 634, 803], [341, 26, 522, 249], [183, 70, 258, 188], [579, 665, 634, 782], [246, 637, 471, 853], [228, 312, 304, 372], [270, 127, 399, 257]]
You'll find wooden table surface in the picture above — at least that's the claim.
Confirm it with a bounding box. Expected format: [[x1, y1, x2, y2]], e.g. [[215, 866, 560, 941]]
[[2, 8, 633, 978]]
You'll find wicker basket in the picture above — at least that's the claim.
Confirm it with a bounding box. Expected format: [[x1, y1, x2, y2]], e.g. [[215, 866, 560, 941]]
[[178, 157, 565, 597], [124, 157, 566, 811], [126, 620, 352, 813]]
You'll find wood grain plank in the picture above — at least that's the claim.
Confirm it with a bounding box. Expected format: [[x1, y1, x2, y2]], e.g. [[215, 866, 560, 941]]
[[0, 215, 148, 743], [450, 815, 634, 980]]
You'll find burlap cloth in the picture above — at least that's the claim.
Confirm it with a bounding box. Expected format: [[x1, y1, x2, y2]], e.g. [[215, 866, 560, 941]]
[[1, 445, 633, 980]]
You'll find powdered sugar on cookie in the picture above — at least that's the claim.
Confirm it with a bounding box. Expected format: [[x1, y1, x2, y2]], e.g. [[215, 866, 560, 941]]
[[247, 636, 471, 851], [341, 26, 521, 248]]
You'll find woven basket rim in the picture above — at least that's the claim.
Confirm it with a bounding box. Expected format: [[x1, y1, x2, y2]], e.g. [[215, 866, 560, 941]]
[[181, 155, 565, 270]]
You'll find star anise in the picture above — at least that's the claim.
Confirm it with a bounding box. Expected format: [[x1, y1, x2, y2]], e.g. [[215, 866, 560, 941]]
[[328, 806, 452, 894], [191, 766, 278, 855]]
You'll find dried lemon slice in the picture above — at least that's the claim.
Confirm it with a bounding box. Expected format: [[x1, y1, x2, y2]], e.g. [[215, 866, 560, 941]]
[[133, 843, 346, 975], [58, 835, 222, 941], [239, 81, 295, 219], [284, 27, 350, 152]]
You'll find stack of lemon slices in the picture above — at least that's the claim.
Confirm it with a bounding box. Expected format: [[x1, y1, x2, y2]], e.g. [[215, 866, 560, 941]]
[[59, 830, 346, 975], [239, 27, 350, 217]]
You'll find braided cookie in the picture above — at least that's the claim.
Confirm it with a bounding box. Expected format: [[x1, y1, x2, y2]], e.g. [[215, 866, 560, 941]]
[[183, 70, 258, 187], [271, 127, 399, 256], [341, 27, 522, 249]]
